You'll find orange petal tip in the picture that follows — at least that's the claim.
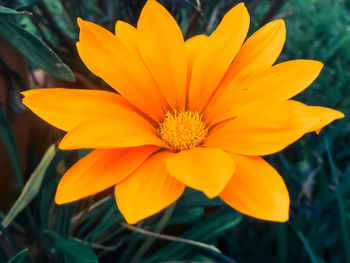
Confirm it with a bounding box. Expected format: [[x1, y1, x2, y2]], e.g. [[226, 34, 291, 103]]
[[314, 60, 324, 70], [336, 111, 345, 119], [299, 60, 324, 77], [270, 19, 286, 32], [21, 88, 56, 98], [54, 189, 68, 205], [54, 193, 75, 205], [315, 109, 344, 134], [77, 17, 90, 31], [299, 59, 324, 70], [54, 195, 64, 205], [143, 0, 161, 10], [77, 17, 83, 26], [273, 213, 289, 223], [273, 18, 285, 25], [20, 91, 28, 97], [328, 110, 345, 121], [257, 210, 289, 222], [235, 2, 246, 7], [58, 141, 69, 150], [234, 2, 248, 12], [229, 2, 247, 15], [20, 89, 40, 97], [58, 137, 70, 150]]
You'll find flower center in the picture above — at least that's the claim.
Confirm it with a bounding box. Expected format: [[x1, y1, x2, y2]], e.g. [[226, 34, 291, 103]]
[[158, 110, 208, 151]]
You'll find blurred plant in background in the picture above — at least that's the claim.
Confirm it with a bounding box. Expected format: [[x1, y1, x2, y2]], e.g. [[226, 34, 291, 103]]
[[0, 0, 348, 262]]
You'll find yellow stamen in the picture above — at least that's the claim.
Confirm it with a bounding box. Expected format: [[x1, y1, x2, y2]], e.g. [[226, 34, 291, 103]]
[[158, 110, 208, 151]]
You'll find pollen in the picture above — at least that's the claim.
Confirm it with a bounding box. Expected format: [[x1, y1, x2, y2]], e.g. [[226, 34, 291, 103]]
[[158, 110, 208, 151]]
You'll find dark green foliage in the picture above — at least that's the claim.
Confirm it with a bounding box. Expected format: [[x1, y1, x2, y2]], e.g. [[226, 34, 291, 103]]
[[0, 0, 349, 263], [0, 107, 23, 188], [47, 231, 98, 263], [7, 249, 30, 263], [0, 6, 31, 16], [0, 18, 74, 82]]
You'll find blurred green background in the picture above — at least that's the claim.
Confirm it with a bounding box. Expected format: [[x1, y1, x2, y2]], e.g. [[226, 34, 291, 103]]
[[0, 0, 349, 262]]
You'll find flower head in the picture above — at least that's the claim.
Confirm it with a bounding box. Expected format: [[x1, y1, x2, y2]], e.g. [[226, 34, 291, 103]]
[[21, 0, 344, 224]]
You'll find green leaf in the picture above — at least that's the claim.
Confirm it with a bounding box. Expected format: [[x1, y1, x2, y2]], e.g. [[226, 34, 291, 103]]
[[169, 207, 204, 225], [144, 208, 242, 263], [59, 239, 98, 263], [0, 107, 23, 188], [38, 150, 71, 229], [191, 255, 217, 263], [0, 6, 32, 16], [7, 249, 30, 263], [293, 228, 319, 263], [1, 145, 56, 230], [0, 19, 74, 82], [130, 204, 177, 263], [48, 231, 98, 263], [176, 188, 225, 208]]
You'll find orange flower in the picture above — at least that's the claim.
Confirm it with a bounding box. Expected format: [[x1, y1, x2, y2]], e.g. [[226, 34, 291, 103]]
[[21, 0, 343, 224]]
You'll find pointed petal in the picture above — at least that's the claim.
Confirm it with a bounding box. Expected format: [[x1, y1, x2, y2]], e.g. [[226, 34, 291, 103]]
[[185, 34, 208, 103], [220, 153, 289, 222], [188, 3, 249, 111], [21, 88, 141, 132], [222, 19, 286, 83], [58, 117, 168, 150], [205, 100, 320, 156], [205, 59, 323, 124], [306, 106, 344, 133], [137, 0, 187, 109], [55, 146, 159, 204], [77, 18, 166, 122], [115, 151, 185, 224], [115, 20, 138, 53], [166, 147, 235, 198], [185, 34, 208, 82]]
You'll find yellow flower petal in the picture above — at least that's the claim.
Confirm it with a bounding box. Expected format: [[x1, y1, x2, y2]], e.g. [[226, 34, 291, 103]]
[[188, 3, 249, 111], [222, 19, 286, 84], [166, 147, 235, 198], [185, 34, 208, 84], [55, 146, 159, 204], [58, 117, 168, 150], [114, 20, 138, 53], [205, 100, 320, 156], [21, 88, 139, 132], [305, 105, 344, 133], [220, 153, 289, 222], [184, 35, 208, 104], [77, 18, 166, 122], [115, 151, 185, 224], [137, 0, 187, 109], [205, 59, 323, 124]]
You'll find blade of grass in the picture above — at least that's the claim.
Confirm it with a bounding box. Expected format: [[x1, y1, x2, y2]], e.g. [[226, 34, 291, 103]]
[[275, 223, 287, 263], [324, 134, 350, 263], [1, 145, 56, 230], [0, 107, 23, 189], [121, 222, 221, 253], [130, 203, 177, 263], [293, 227, 319, 263], [0, 6, 31, 16], [144, 208, 241, 262], [6, 249, 29, 263], [0, 223, 22, 252], [0, 211, 25, 234]]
